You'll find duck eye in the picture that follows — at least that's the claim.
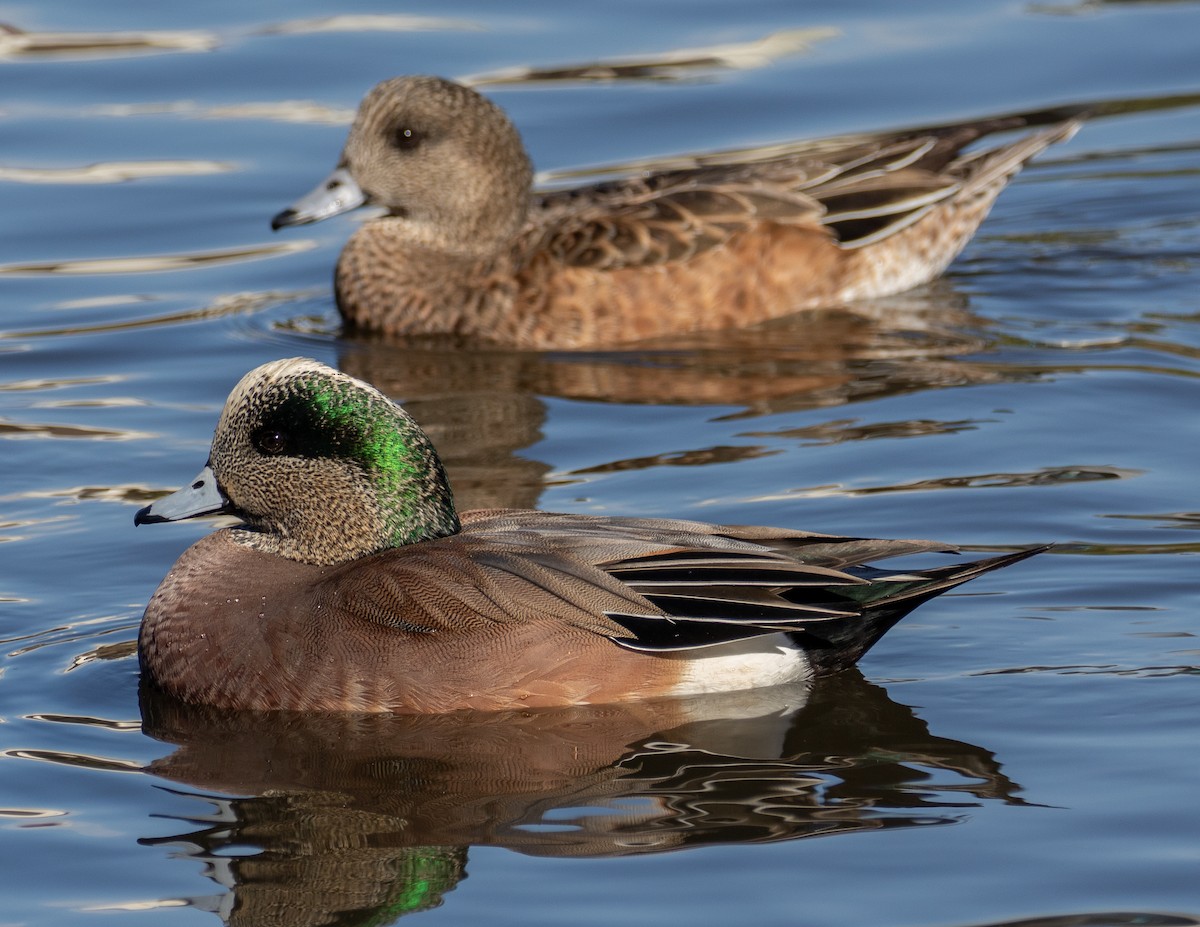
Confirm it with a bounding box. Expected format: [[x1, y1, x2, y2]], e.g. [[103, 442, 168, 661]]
[[253, 429, 289, 456], [394, 126, 424, 151]]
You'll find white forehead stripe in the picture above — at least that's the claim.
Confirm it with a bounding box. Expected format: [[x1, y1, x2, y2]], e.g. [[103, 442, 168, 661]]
[[223, 358, 386, 413]]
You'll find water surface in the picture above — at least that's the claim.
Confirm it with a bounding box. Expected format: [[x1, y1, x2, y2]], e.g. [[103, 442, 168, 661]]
[[3, 1, 1200, 925]]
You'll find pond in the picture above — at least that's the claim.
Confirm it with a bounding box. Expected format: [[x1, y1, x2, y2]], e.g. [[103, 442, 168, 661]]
[[2, 1, 1200, 925]]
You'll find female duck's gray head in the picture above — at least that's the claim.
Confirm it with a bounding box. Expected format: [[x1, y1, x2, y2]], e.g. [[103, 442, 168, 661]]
[[136, 358, 460, 565], [271, 75, 534, 255]]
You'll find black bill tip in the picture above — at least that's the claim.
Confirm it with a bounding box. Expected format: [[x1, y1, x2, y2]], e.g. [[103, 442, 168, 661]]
[[134, 504, 165, 526], [270, 208, 298, 231]]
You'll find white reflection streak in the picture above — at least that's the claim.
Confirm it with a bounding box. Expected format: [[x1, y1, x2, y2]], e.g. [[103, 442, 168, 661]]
[[0, 241, 316, 276], [0, 161, 234, 184], [0, 27, 218, 60]]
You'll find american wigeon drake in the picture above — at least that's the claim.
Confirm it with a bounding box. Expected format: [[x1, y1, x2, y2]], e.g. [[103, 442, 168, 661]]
[[136, 358, 1044, 713], [271, 75, 1080, 349]]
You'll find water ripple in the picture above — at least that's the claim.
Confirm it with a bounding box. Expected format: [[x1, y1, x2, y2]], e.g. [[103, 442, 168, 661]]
[[0, 241, 315, 278]]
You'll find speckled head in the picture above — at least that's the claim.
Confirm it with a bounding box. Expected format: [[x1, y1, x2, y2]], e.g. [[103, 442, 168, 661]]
[[339, 76, 533, 253], [206, 357, 461, 565]]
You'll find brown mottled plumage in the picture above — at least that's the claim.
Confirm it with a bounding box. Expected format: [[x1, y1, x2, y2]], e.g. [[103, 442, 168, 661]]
[[135, 358, 1045, 713], [272, 75, 1081, 348]]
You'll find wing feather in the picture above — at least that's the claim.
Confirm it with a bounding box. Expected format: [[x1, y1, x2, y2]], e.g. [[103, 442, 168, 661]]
[[524, 118, 1077, 269], [330, 510, 1041, 661]]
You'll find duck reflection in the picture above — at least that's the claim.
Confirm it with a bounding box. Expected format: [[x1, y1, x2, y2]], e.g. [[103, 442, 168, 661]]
[[335, 287, 1015, 512], [140, 671, 1029, 925]]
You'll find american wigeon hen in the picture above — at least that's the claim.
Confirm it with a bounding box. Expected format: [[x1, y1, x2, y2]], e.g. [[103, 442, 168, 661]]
[[272, 75, 1079, 349], [136, 358, 1043, 713]]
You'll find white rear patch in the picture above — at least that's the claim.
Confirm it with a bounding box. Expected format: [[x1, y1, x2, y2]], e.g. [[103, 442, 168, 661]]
[[668, 633, 811, 696]]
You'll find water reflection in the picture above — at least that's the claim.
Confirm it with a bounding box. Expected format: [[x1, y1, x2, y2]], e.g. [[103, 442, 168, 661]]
[[0, 23, 218, 59], [0, 241, 314, 277], [252, 14, 481, 36], [141, 672, 1028, 925], [335, 289, 1017, 511], [0, 161, 234, 185], [974, 916, 1200, 927], [463, 27, 839, 86]]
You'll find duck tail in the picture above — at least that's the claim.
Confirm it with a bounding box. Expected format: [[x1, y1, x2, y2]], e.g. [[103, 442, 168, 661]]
[[797, 545, 1049, 674], [955, 120, 1081, 195]]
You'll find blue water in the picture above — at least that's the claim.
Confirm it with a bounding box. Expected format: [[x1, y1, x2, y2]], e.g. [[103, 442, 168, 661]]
[[3, 1, 1200, 925]]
